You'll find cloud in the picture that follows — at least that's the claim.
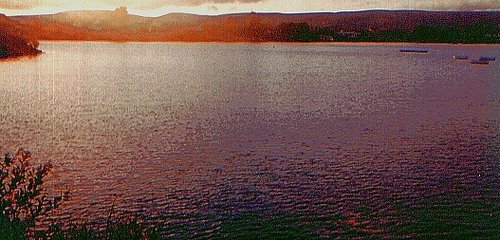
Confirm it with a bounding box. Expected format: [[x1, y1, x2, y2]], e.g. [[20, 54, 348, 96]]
[[0, 0, 46, 10], [208, 5, 219, 13], [0, 0, 498, 11], [0, 0, 265, 10], [330, 0, 499, 11], [439, 0, 500, 10], [136, 0, 263, 9], [406, 0, 500, 11]]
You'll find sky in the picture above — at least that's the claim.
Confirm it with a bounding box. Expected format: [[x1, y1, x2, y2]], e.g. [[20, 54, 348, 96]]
[[0, 0, 499, 16]]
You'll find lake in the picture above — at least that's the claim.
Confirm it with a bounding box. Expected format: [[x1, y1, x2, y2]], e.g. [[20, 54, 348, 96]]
[[1, 42, 499, 238]]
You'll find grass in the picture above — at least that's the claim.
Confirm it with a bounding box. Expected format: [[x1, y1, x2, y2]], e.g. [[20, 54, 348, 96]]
[[395, 198, 500, 239]]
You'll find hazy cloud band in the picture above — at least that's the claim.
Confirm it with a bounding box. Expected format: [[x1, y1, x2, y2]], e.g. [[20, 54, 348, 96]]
[[0, 0, 498, 11]]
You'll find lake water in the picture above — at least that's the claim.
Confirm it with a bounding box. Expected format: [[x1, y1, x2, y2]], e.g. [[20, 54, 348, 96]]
[[1, 42, 499, 238]]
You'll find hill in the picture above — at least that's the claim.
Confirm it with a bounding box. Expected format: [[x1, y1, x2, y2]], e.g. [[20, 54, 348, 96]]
[[6, 9, 500, 43], [0, 14, 41, 58]]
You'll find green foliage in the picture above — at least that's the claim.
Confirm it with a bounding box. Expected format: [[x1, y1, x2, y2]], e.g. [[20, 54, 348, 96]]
[[0, 33, 41, 59], [371, 23, 500, 44], [275, 23, 321, 42], [48, 220, 160, 240], [0, 148, 67, 239], [215, 212, 320, 239], [395, 195, 500, 239], [0, 213, 27, 240], [0, 149, 166, 239], [275, 22, 500, 43]]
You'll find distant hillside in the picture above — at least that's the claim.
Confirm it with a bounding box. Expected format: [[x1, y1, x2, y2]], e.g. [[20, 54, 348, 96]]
[[9, 9, 500, 43], [0, 14, 41, 58]]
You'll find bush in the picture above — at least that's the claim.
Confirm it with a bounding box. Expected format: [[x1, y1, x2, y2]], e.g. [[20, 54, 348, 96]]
[[0, 148, 67, 240]]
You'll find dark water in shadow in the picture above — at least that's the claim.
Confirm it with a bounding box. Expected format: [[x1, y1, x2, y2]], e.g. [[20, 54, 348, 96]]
[[0, 42, 499, 238]]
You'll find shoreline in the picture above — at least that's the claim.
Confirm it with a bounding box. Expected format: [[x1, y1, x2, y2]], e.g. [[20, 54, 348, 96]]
[[38, 40, 500, 46], [0, 53, 42, 61]]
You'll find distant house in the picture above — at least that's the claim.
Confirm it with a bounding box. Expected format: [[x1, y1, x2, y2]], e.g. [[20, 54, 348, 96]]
[[320, 35, 335, 41], [485, 34, 500, 39], [337, 30, 361, 38]]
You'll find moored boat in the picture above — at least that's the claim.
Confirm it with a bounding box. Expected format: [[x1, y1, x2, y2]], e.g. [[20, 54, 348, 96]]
[[470, 59, 489, 65], [399, 48, 429, 53], [479, 56, 496, 62], [453, 55, 468, 60]]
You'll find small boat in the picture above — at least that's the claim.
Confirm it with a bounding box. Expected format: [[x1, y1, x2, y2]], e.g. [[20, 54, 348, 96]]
[[470, 59, 489, 65], [453, 55, 468, 60], [479, 56, 496, 62], [400, 48, 429, 53]]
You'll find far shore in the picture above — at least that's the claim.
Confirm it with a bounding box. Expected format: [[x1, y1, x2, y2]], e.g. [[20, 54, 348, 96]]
[[38, 40, 500, 46]]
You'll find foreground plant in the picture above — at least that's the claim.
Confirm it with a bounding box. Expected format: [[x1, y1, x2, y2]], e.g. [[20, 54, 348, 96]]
[[0, 148, 67, 239], [0, 148, 161, 240]]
